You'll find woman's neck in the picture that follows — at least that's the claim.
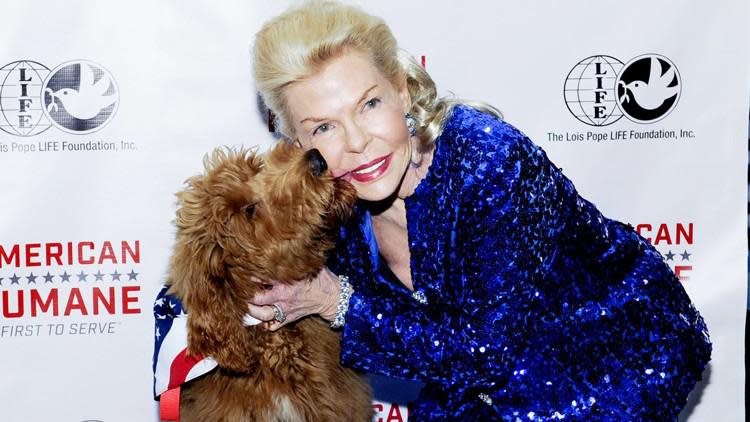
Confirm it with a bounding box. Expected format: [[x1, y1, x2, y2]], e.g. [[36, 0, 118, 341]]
[[373, 196, 406, 228], [396, 143, 435, 200]]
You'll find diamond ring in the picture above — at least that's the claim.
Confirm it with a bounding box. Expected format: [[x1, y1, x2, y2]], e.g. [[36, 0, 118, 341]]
[[271, 304, 286, 323]]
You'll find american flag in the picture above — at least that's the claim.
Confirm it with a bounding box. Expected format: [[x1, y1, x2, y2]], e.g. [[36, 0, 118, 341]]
[[152, 285, 218, 398]]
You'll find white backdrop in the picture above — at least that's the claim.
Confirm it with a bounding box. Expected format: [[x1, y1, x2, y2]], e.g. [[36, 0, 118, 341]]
[[0, 1, 747, 421]]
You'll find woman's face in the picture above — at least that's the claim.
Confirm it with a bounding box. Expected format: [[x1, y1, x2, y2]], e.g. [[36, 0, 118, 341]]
[[284, 50, 412, 202]]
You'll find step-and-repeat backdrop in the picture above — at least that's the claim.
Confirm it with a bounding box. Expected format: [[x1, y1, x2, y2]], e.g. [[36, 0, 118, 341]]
[[0, 1, 748, 421]]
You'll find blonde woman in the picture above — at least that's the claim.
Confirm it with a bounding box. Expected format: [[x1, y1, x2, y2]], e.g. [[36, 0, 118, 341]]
[[246, 1, 711, 419]]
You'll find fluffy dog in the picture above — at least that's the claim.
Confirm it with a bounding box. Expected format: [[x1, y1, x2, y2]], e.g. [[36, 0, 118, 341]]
[[166, 143, 372, 422]]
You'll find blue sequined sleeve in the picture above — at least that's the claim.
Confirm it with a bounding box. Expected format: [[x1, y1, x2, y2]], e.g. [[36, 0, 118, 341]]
[[341, 281, 485, 382]]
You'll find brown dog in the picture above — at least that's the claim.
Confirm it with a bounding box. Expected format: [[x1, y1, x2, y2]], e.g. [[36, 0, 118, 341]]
[[166, 143, 372, 421]]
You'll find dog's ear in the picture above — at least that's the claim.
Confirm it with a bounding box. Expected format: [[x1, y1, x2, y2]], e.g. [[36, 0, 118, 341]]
[[169, 234, 256, 373], [167, 174, 255, 374], [207, 241, 225, 278]]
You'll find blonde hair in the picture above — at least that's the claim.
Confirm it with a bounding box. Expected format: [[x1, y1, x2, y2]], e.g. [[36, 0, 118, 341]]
[[252, 0, 502, 151]]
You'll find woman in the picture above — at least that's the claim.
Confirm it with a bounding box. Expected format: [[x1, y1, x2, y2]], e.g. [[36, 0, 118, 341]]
[[247, 1, 711, 420]]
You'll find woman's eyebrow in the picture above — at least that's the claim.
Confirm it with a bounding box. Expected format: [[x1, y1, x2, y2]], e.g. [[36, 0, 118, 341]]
[[356, 84, 378, 106], [299, 85, 378, 124]]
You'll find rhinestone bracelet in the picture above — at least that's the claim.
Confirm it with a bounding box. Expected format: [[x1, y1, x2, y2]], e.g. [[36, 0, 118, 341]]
[[330, 275, 352, 329]]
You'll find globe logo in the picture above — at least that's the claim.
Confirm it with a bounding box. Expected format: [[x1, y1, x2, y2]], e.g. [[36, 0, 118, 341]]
[[564, 55, 624, 126], [42, 60, 119, 134], [0, 60, 52, 137], [615, 54, 681, 124]]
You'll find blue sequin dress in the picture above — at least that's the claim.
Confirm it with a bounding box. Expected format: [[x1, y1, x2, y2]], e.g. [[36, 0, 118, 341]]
[[326, 105, 711, 421]]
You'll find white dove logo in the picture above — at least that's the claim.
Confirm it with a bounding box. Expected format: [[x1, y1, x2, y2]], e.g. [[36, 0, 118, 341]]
[[42, 60, 119, 134], [618, 57, 679, 110], [615, 54, 681, 123]]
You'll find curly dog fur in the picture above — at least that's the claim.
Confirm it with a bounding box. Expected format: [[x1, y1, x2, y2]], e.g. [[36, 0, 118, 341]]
[[166, 143, 372, 421]]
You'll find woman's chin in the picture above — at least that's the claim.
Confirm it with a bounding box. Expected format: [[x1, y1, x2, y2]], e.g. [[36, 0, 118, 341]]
[[355, 183, 396, 203]]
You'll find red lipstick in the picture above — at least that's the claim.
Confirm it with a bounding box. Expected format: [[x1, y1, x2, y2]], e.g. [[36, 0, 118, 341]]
[[349, 154, 392, 183]]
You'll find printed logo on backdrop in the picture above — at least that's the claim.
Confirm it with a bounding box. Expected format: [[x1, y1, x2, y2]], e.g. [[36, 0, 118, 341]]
[[563, 55, 625, 127], [373, 402, 409, 422], [0, 59, 136, 154], [634, 222, 695, 282], [0, 240, 144, 340], [552, 53, 694, 144], [42, 60, 119, 134], [615, 55, 680, 124], [0, 60, 52, 136]]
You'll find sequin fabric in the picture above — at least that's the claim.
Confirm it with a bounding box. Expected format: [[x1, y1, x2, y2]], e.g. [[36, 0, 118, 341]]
[[326, 105, 712, 421]]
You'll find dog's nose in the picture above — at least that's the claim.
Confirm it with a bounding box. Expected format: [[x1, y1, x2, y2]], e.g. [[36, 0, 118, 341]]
[[305, 148, 328, 177]]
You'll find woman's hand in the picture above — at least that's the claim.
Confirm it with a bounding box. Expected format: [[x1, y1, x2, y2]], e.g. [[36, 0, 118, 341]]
[[247, 267, 341, 331]]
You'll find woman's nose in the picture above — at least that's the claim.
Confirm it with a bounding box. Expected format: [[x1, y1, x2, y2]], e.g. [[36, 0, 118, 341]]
[[304, 148, 328, 176], [345, 121, 369, 153]]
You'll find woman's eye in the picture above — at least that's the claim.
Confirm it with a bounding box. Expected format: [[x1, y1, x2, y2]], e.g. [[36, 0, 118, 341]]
[[313, 123, 331, 136], [364, 97, 381, 109]]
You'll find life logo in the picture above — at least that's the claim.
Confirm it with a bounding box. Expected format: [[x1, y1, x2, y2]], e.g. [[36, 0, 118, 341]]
[[0, 59, 118, 137], [563, 54, 681, 126]]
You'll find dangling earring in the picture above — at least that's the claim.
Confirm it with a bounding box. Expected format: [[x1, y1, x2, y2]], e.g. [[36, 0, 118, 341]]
[[293, 138, 303, 149], [405, 112, 420, 166], [405, 112, 417, 137]]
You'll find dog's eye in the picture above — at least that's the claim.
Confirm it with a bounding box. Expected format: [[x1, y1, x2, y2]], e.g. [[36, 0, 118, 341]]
[[243, 203, 256, 218]]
